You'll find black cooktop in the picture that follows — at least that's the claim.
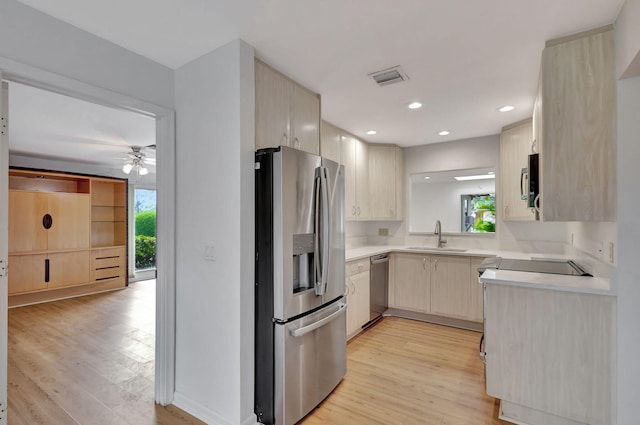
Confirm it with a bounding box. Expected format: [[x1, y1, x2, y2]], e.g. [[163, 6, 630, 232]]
[[478, 257, 592, 277]]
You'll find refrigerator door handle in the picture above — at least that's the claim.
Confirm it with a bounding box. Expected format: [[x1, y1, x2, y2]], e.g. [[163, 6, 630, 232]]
[[314, 166, 330, 296], [289, 303, 346, 337], [320, 167, 330, 295]]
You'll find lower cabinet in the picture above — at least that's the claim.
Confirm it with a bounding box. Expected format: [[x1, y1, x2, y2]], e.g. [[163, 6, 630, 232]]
[[393, 253, 430, 313], [484, 284, 615, 425], [9, 251, 91, 294], [345, 258, 370, 338], [391, 253, 486, 323]]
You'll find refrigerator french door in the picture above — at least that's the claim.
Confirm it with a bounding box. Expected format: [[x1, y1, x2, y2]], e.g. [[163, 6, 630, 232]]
[[255, 147, 346, 425]]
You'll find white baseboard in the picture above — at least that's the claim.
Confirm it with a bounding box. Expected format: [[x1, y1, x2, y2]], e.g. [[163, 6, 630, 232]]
[[172, 392, 258, 425]]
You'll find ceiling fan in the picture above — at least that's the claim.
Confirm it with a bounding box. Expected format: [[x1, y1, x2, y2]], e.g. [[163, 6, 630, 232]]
[[122, 144, 156, 176]]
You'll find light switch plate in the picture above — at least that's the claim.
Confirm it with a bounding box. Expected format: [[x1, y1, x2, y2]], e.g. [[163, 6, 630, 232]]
[[204, 243, 215, 261], [378, 228, 389, 236]]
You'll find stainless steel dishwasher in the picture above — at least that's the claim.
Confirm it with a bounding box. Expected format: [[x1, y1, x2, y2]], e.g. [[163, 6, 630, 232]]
[[366, 254, 389, 327]]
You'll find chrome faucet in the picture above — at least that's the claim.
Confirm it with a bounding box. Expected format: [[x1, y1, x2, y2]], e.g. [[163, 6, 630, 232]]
[[434, 220, 447, 248]]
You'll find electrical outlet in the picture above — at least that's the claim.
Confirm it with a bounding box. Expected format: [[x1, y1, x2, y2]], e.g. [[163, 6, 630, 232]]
[[378, 228, 389, 236]]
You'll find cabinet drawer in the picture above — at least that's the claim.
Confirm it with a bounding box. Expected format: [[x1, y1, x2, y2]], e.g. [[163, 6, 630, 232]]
[[91, 247, 126, 282], [346, 259, 370, 277]]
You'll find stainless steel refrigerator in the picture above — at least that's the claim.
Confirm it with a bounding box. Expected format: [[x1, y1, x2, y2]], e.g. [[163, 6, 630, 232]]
[[255, 146, 346, 425]]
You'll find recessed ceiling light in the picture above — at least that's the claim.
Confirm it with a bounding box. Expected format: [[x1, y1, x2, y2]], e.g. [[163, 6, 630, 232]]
[[499, 105, 515, 112], [423, 176, 430, 180], [408, 102, 423, 109], [488, 171, 495, 175], [366, 130, 377, 135], [438, 130, 450, 136]]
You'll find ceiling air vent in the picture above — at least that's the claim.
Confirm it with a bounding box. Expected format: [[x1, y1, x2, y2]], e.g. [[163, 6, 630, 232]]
[[369, 65, 409, 86]]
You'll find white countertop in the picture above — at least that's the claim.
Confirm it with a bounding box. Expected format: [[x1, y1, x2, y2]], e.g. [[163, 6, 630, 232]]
[[345, 245, 613, 296]]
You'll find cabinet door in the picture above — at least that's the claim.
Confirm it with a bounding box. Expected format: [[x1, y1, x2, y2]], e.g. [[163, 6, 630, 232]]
[[320, 121, 342, 164], [47, 193, 91, 250], [500, 120, 535, 221], [255, 60, 290, 150], [539, 29, 615, 221], [468, 257, 486, 323], [430, 255, 471, 319], [8, 191, 48, 253], [354, 138, 369, 219], [48, 251, 91, 288], [290, 84, 320, 155], [8, 254, 48, 294], [368, 145, 396, 220], [342, 136, 357, 219], [393, 253, 429, 313], [346, 270, 370, 336]]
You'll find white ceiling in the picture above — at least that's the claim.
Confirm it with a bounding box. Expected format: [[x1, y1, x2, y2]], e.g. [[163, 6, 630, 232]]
[[9, 82, 156, 171], [9, 0, 624, 167]]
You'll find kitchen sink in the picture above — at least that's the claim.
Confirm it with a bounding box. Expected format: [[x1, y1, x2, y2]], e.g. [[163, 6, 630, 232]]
[[407, 247, 467, 252]]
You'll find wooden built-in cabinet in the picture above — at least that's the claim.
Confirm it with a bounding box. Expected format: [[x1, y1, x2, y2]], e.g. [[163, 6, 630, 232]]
[[368, 145, 404, 220], [390, 252, 486, 324], [342, 135, 369, 219], [392, 253, 430, 313], [321, 120, 404, 221], [500, 119, 536, 221], [8, 169, 128, 305], [485, 283, 614, 425], [534, 26, 615, 222], [345, 258, 370, 338], [255, 59, 320, 155]]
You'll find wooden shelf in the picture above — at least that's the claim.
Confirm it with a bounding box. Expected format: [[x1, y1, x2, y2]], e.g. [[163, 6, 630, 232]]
[[9, 169, 90, 194]]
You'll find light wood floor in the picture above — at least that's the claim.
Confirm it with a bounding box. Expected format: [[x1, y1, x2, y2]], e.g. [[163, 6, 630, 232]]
[[7, 280, 205, 425], [9, 283, 505, 425], [301, 317, 508, 425]]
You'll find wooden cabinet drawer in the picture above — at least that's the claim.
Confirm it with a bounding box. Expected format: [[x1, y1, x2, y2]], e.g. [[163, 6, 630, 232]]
[[346, 259, 370, 277], [91, 247, 126, 282]]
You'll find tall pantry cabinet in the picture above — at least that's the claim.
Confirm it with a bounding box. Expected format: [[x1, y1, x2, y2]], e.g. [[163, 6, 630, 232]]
[[8, 169, 128, 306]]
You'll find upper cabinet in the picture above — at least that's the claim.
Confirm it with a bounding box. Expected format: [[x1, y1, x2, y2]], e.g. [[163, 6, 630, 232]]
[[342, 135, 370, 219], [321, 120, 404, 221], [500, 119, 536, 221], [255, 59, 320, 155], [368, 145, 404, 220], [534, 26, 615, 222]]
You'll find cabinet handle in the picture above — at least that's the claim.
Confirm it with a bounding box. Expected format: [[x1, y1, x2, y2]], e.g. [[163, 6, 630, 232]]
[[294, 137, 300, 149], [282, 133, 289, 147], [504, 205, 509, 218], [44, 258, 50, 283], [357, 206, 361, 216], [531, 139, 538, 154], [534, 194, 541, 213], [352, 206, 356, 216], [433, 258, 438, 271], [390, 208, 394, 216], [423, 257, 426, 270], [42, 214, 53, 229]]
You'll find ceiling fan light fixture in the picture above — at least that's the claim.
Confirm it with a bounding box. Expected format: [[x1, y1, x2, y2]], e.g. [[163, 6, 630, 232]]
[[139, 167, 149, 176], [122, 163, 133, 174]]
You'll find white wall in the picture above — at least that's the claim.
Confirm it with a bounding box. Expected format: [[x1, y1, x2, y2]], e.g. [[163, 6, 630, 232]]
[[614, 3, 640, 419], [0, 0, 174, 109], [615, 75, 640, 425], [173, 40, 256, 425]]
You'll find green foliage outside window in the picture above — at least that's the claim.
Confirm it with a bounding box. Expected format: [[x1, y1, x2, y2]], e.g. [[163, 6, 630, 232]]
[[135, 235, 156, 269]]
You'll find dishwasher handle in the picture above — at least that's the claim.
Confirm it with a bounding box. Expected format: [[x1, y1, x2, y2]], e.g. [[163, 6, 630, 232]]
[[371, 255, 390, 265]]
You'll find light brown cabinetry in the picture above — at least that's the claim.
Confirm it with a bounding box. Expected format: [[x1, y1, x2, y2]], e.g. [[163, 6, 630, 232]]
[[500, 119, 536, 221], [430, 255, 485, 323], [342, 135, 369, 219], [392, 253, 430, 313], [319, 121, 342, 164], [368, 145, 404, 220], [485, 284, 614, 425], [8, 169, 127, 304], [534, 26, 615, 221], [345, 258, 370, 338], [255, 59, 320, 155]]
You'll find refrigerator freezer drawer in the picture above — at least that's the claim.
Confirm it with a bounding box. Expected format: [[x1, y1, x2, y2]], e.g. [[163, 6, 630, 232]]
[[273, 299, 346, 425]]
